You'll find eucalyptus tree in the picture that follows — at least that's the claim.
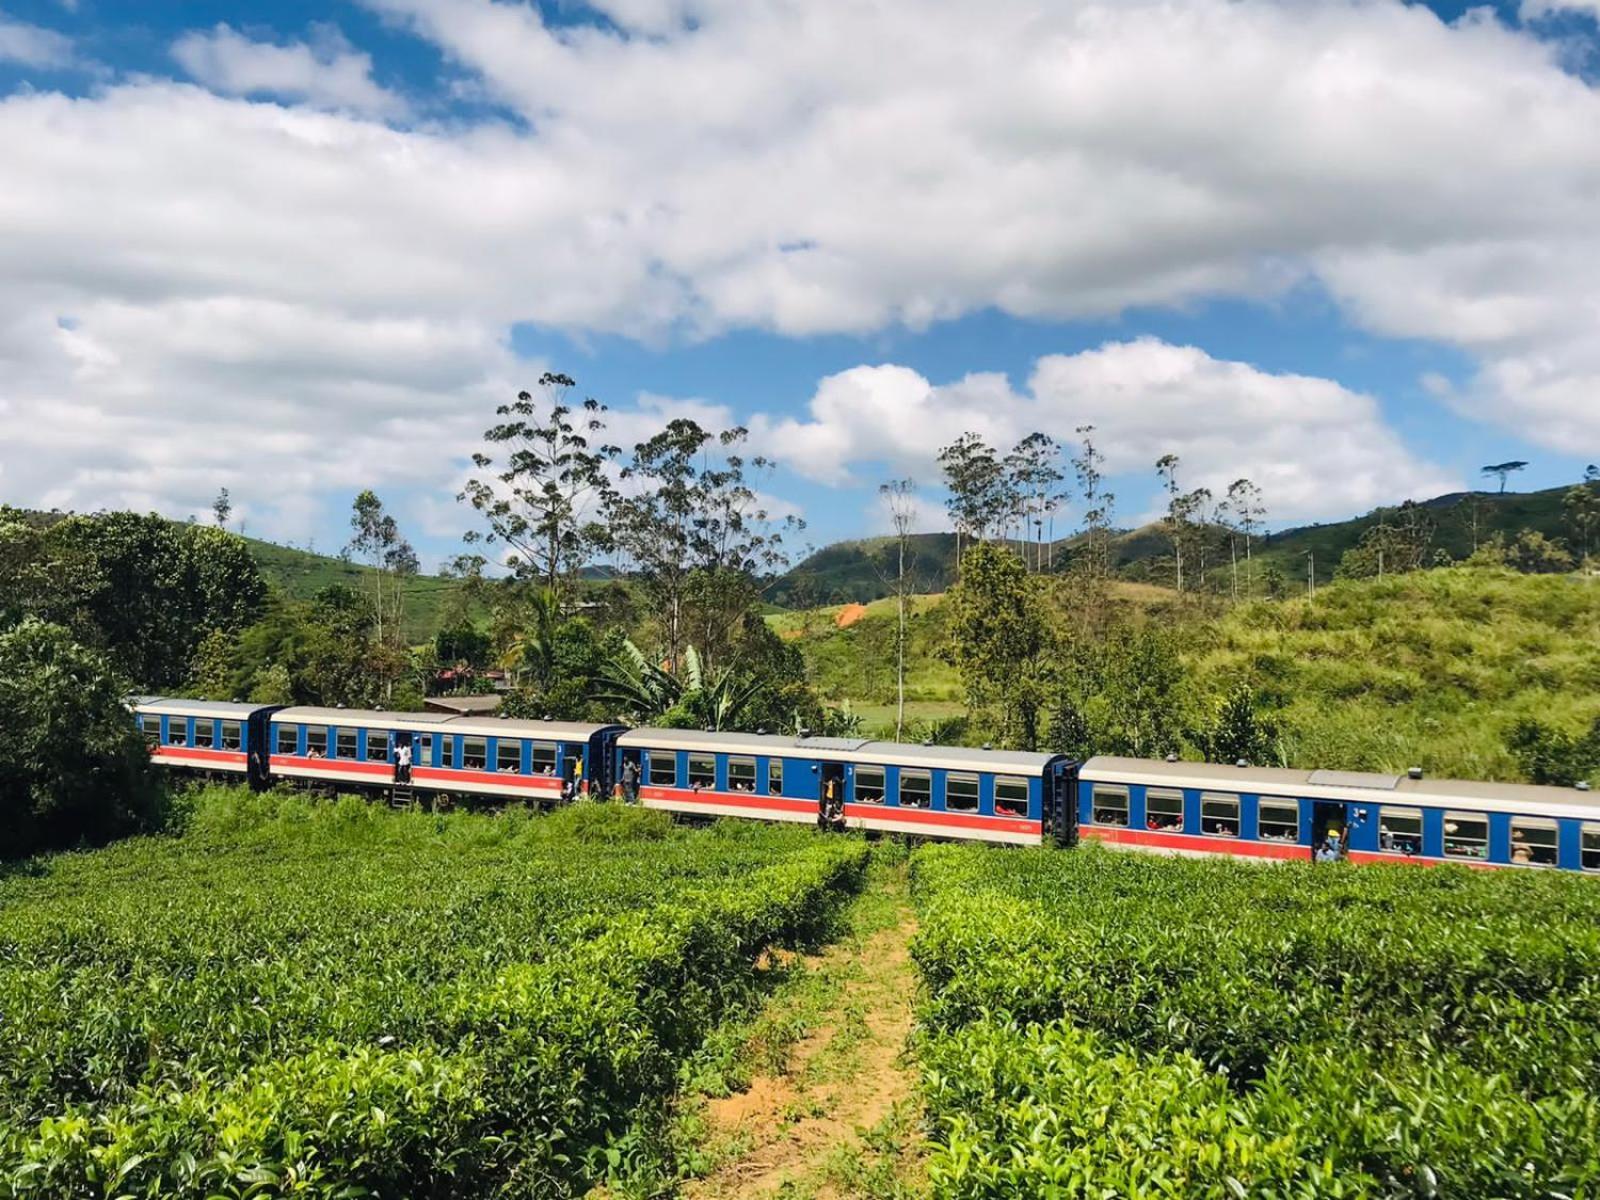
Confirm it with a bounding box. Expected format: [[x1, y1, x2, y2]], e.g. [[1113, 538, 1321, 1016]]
[[459, 372, 618, 605], [1005, 432, 1064, 572], [937, 432, 1005, 567], [1225, 478, 1266, 597], [347, 490, 415, 647], [1071, 425, 1115, 579], [878, 478, 917, 740]]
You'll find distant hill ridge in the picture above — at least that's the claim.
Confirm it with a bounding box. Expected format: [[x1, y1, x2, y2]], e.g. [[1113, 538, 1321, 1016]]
[[772, 485, 1579, 604]]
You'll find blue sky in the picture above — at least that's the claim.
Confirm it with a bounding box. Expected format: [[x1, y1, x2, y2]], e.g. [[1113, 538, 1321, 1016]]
[[2, 0, 1598, 567]]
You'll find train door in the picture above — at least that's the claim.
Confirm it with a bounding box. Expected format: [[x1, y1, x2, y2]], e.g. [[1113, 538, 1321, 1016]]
[[618, 746, 644, 801], [1312, 800, 1348, 857], [1048, 762, 1078, 847], [819, 761, 845, 830], [561, 745, 585, 800]]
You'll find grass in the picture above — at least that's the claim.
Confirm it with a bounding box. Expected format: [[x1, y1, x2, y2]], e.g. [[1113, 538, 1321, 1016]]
[[781, 567, 1600, 783]]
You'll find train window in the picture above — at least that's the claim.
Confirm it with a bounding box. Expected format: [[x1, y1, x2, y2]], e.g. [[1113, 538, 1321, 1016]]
[[946, 774, 979, 812], [995, 777, 1030, 818], [192, 721, 214, 749], [768, 759, 783, 795], [334, 728, 358, 760], [166, 720, 188, 747], [367, 731, 390, 762], [417, 734, 432, 766], [689, 755, 715, 789], [1145, 788, 1183, 831], [1201, 793, 1240, 837], [1092, 785, 1129, 827], [1378, 807, 1423, 855], [496, 740, 521, 773], [305, 726, 328, 758], [856, 766, 886, 803], [1443, 812, 1489, 860], [900, 771, 931, 808], [728, 757, 756, 792], [531, 742, 557, 775], [461, 737, 488, 771], [1258, 798, 1299, 842], [1509, 818, 1558, 867], [649, 753, 678, 786], [141, 716, 161, 748], [1583, 824, 1600, 873], [221, 722, 242, 751]]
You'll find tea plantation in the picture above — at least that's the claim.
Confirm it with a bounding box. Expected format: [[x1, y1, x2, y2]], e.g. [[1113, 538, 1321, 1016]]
[[912, 845, 1600, 1198], [0, 790, 867, 1198]]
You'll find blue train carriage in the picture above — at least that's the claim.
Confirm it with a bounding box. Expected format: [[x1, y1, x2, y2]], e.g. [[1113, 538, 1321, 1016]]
[[267, 707, 625, 801], [1079, 755, 1600, 872], [616, 729, 1072, 846], [130, 697, 280, 789]]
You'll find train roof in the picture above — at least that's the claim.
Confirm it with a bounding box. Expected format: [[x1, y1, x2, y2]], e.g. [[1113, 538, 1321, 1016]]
[[270, 707, 618, 740], [617, 728, 1063, 775], [130, 697, 270, 718], [1081, 755, 1600, 820]]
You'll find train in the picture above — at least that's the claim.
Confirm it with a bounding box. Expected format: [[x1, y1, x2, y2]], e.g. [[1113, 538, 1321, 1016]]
[[130, 697, 1600, 873]]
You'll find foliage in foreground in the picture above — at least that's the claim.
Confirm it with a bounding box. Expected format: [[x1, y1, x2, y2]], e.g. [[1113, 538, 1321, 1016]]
[[911, 845, 1600, 1197], [0, 791, 869, 1197], [0, 620, 161, 859]]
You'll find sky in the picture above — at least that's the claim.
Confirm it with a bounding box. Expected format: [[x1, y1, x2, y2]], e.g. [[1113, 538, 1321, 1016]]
[[1, 0, 1598, 568]]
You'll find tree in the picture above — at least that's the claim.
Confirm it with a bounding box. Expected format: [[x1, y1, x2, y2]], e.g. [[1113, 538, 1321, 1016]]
[[1480, 460, 1528, 493], [459, 373, 617, 603], [1506, 716, 1600, 786], [941, 543, 1054, 749], [879, 478, 917, 741], [1586, 464, 1599, 488], [1336, 501, 1435, 579], [610, 420, 799, 673], [0, 620, 162, 858], [1225, 479, 1266, 598], [1075, 624, 1186, 759], [347, 491, 419, 651], [1004, 433, 1063, 572], [1187, 683, 1281, 766], [212, 488, 232, 529], [938, 433, 1005, 566], [1155, 455, 1206, 593], [1071, 426, 1115, 580], [1046, 696, 1092, 761], [1563, 485, 1599, 563]]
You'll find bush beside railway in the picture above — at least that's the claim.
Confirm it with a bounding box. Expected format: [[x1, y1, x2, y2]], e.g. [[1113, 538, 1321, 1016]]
[[0, 789, 868, 1197], [911, 846, 1600, 1197]]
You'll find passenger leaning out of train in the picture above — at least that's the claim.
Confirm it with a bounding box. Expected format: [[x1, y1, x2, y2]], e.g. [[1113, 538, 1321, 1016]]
[[394, 740, 412, 784]]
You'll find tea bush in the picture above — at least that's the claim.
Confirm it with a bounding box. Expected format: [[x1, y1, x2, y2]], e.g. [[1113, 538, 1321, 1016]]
[[912, 845, 1600, 1197], [0, 788, 868, 1197]]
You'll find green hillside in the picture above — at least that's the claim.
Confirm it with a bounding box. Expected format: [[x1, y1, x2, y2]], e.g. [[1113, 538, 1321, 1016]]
[[775, 486, 1580, 603], [783, 567, 1600, 784], [242, 537, 471, 642]]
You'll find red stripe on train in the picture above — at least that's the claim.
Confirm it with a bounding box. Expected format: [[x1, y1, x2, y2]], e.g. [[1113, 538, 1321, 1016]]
[[271, 756, 563, 792], [151, 747, 248, 767], [637, 786, 1041, 836]]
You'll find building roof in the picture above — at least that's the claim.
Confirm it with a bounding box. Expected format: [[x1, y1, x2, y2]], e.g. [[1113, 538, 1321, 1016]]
[[1080, 755, 1600, 820], [617, 728, 1062, 775]]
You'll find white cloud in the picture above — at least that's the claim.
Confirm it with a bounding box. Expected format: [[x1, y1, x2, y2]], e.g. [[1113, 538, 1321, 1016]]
[[755, 340, 1459, 523], [0, 12, 73, 67], [172, 24, 407, 118], [1, 0, 1599, 542]]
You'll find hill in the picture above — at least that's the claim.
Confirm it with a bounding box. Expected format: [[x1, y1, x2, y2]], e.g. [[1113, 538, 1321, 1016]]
[[241, 537, 471, 642], [781, 567, 1600, 783], [774, 485, 1581, 604]]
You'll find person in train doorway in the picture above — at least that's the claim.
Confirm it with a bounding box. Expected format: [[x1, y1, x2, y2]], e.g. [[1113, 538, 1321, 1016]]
[[818, 775, 841, 832], [622, 758, 640, 803], [1314, 837, 1340, 864], [394, 738, 412, 785], [562, 759, 582, 803]]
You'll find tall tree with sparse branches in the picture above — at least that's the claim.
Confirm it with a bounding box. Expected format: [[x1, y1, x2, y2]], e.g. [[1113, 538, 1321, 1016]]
[[1072, 426, 1115, 579], [459, 373, 618, 605], [938, 433, 1005, 567], [879, 478, 917, 741]]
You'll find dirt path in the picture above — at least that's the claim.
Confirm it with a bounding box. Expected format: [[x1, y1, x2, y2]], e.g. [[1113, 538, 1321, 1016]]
[[680, 861, 923, 1199]]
